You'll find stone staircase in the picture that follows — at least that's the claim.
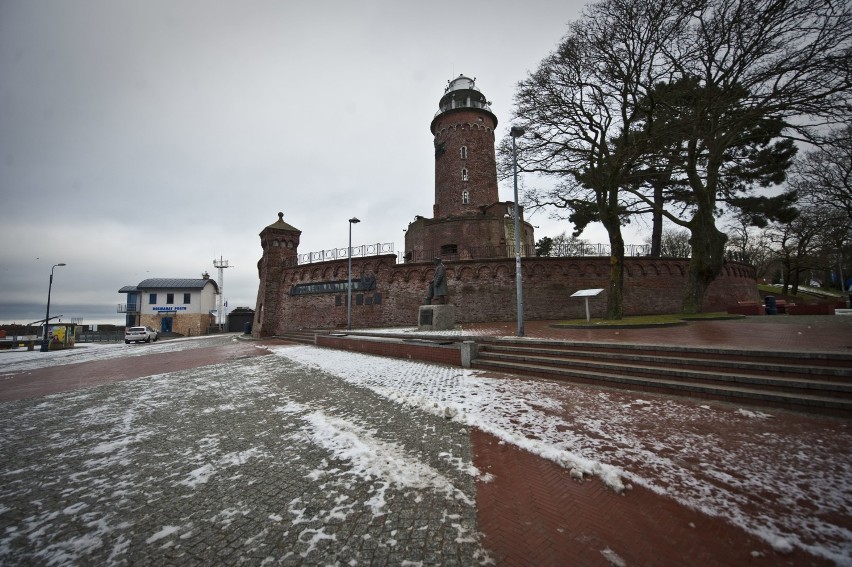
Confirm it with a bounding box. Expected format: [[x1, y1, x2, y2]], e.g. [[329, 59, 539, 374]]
[[275, 330, 322, 345], [471, 340, 852, 417]]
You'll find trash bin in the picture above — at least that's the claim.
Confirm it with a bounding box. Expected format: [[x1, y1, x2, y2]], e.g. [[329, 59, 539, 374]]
[[764, 295, 777, 315], [243, 322, 252, 334]]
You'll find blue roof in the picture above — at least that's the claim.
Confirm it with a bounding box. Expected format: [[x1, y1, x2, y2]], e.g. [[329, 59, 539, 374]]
[[119, 278, 219, 293]]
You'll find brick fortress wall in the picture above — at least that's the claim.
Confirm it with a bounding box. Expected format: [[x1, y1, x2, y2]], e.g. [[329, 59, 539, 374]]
[[259, 254, 758, 334]]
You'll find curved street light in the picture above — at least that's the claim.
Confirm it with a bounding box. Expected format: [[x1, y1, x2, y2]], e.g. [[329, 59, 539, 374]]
[[40, 263, 66, 352], [347, 217, 360, 330]]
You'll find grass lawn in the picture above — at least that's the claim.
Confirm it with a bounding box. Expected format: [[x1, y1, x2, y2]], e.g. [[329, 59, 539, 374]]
[[758, 283, 844, 300]]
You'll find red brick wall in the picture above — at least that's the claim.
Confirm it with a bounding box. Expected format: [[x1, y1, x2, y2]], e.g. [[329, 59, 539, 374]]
[[431, 109, 499, 218], [404, 215, 535, 261], [261, 255, 758, 332]]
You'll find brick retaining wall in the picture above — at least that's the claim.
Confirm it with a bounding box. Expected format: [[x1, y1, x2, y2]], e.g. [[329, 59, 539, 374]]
[[316, 334, 462, 366], [259, 255, 758, 334]]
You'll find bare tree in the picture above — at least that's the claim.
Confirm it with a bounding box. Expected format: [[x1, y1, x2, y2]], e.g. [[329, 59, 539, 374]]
[[551, 232, 591, 256], [652, 0, 852, 311], [505, 0, 687, 319], [792, 125, 852, 222], [768, 205, 848, 294], [645, 229, 692, 258], [725, 212, 778, 280]]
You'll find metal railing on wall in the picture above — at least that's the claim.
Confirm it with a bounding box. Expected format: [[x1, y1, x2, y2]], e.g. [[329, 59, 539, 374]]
[[399, 244, 752, 263], [278, 243, 395, 268], [273, 241, 749, 267], [399, 243, 654, 263]]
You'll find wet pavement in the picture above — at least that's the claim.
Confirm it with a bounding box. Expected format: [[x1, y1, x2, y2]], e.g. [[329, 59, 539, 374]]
[[464, 315, 852, 353], [1, 319, 850, 566], [0, 339, 484, 565]]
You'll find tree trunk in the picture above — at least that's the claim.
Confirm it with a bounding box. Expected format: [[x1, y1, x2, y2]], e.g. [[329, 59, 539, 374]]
[[603, 220, 625, 320], [791, 270, 801, 295], [682, 215, 727, 313], [650, 180, 663, 257]]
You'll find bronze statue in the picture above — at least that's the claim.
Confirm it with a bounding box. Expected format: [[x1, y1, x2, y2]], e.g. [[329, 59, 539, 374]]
[[425, 258, 448, 305]]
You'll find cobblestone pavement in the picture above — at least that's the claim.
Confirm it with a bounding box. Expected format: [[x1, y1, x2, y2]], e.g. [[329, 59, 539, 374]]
[[2, 327, 850, 566], [0, 345, 488, 565]]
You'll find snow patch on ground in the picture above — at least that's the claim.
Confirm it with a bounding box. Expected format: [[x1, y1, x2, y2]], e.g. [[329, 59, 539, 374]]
[[273, 344, 852, 563], [301, 409, 474, 515], [1, 335, 849, 564]]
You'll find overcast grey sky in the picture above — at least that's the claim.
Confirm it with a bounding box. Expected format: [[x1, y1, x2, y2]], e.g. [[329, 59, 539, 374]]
[[0, 0, 619, 325]]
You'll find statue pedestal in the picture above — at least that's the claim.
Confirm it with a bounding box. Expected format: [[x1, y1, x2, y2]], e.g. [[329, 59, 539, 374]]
[[418, 304, 456, 331]]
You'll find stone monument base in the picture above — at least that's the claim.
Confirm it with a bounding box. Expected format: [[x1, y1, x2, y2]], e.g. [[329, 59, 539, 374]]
[[418, 304, 456, 331]]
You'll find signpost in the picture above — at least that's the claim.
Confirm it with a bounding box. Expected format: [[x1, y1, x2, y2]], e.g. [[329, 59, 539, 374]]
[[570, 288, 605, 322]]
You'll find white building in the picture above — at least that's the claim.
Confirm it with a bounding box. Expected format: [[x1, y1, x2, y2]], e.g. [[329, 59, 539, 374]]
[[119, 275, 219, 336]]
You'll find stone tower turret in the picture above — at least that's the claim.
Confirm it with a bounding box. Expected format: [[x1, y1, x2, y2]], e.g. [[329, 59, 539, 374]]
[[254, 212, 301, 336]]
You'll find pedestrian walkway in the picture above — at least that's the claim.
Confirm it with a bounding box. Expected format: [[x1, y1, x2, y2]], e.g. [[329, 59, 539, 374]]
[[463, 315, 852, 353], [0, 326, 849, 565], [0, 345, 483, 565]]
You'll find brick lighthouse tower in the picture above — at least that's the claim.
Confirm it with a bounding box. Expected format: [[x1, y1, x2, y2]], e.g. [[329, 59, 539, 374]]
[[404, 75, 534, 262]]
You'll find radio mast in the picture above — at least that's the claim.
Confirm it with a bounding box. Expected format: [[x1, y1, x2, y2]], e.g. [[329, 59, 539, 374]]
[[213, 256, 232, 329]]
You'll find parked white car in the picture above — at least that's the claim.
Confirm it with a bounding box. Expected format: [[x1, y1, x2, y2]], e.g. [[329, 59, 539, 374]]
[[125, 326, 159, 344]]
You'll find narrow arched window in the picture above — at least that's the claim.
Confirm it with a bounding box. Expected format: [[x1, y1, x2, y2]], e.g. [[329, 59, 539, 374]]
[[462, 168, 469, 181], [460, 146, 468, 160], [462, 190, 469, 204]]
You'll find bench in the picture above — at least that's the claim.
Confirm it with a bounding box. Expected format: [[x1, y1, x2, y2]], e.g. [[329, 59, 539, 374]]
[[775, 300, 792, 314], [727, 302, 763, 315], [787, 304, 836, 315], [0, 339, 37, 351]]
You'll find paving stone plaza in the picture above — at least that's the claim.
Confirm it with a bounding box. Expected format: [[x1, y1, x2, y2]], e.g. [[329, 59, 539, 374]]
[[0, 344, 486, 565], [1, 322, 850, 566]]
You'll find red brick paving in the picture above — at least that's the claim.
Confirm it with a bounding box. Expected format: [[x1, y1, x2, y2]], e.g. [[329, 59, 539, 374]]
[[466, 317, 850, 566], [466, 316, 852, 353], [0, 341, 273, 402], [472, 428, 833, 567]]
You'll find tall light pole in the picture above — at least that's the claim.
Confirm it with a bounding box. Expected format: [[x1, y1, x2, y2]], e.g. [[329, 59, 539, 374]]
[[510, 126, 525, 337], [213, 256, 231, 329], [41, 263, 66, 352], [347, 217, 360, 330]]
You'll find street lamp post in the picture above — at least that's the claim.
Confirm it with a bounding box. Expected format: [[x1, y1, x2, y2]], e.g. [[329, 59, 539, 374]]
[[41, 263, 66, 352], [347, 217, 361, 330], [510, 126, 525, 337]]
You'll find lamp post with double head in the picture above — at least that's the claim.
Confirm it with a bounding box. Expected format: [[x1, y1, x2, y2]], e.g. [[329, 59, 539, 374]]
[[347, 217, 360, 330], [510, 126, 525, 337], [41, 263, 66, 352]]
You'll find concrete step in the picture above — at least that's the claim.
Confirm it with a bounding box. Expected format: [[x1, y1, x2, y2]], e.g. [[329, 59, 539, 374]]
[[471, 358, 852, 416], [480, 340, 852, 370], [476, 351, 852, 398], [472, 341, 852, 416], [479, 345, 852, 382], [276, 330, 322, 345]]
